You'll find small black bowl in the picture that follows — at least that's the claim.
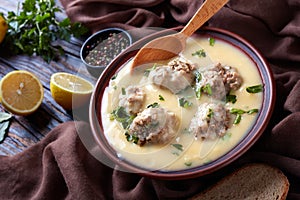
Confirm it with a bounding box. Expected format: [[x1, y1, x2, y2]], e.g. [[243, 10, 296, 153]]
[[80, 28, 132, 78]]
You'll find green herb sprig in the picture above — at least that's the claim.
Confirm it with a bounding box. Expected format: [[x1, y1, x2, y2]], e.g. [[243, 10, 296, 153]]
[[171, 143, 183, 151], [246, 84, 263, 93], [192, 49, 206, 57], [209, 37, 215, 46], [110, 106, 135, 129], [147, 102, 159, 108], [226, 94, 237, 104], [230, 108, 259, 124], [0, 112, 12, 143], [179, 97, 192, 108], [1, 0, 88, 62]]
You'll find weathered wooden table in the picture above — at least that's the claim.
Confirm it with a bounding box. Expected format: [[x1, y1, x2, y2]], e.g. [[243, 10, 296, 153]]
[[0, 0, 97, 155]]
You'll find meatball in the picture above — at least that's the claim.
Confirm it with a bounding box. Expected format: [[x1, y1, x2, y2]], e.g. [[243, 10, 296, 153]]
[[119, 86, 145, 115], [148, 58, 196, 94], [196, 70, 226, 100], [211, 63, 243, 93], [128, 107, 178, 146], [189, 103, 230, 140], [196, 63, 243, 100]]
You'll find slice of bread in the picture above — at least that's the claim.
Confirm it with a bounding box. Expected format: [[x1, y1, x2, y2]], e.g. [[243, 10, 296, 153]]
[[191, 163, 289, 200]]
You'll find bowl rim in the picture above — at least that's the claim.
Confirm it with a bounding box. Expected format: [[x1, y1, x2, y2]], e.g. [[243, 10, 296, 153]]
[[89, 26, 276, 180], [80, 27, 133, 69]]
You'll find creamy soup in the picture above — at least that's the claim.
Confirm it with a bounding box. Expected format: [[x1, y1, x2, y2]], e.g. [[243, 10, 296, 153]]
[[101, 35, 263, 171]]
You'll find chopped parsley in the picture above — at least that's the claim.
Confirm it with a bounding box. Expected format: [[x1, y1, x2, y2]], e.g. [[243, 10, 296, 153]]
[[226, 94, 237, 104], [195, 86, 202, 99], [246, 84, 263, 93], [230, 108, 259, 124], [233, 114, 242, 124], [158, 95, 165, 101], [202, 84, 212, 95], [203, 160, 212, 165], [209, 37, 216, 46], [222, 132, 232, 141], [182, 128, 192, 134], [230, 108, 259, 115], [147, 102, 159, 108], [121, 87, 126, 95], [125, 131, 139, 144], [111, 74, 118, 80], [192, 49, 206, 57], [193, 70, 207, 98], [179, 97, 193, 108], [144, 63, 157, 77], [110, 106, 135, 129], [171, 143, 183, 151], [193, 70, 202, 82], [184, 162, 193, 167], [207, 108, 214, 119], [247, 108, 259, 114], [194, 71, 213, 98]]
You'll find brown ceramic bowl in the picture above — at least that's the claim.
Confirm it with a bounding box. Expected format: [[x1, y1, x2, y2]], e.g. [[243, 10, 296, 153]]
[[89, 27, 276, 180]]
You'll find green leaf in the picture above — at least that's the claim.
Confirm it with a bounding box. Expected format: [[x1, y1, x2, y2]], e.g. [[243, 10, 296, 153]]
[[125, 131, 139, 144], [230, 108, 246, 115], [247, 109, 259, 114], [233, 114, 242, 124], [209, 37, 215, 46], [192, 49, 206, 57], [226, 94, 237, 104], [193, 70, 202, 82], [171, 143, 183, 151], [202, 84, 212, 95], [121, 87, 126, 95], [222, 132, 232, 141], [111, 74, 118, 80], [179, 97, 192, 108], [0, 112, 12, 143], [0, 121, 10, 143], [195, 87, 202, 99], [230, 108, 259, 125], [207, 108, 214, 119], [0, 112, 12, 122], [59, 18, 71, 27], [158, 95, 165, 101], [110, 106, 135, 129], [144, 64, 157, 77], [147, 102, 159, 108], [246, 84, 263, 93]]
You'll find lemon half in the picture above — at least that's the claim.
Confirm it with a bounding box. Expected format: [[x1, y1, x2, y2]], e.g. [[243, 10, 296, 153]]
[[0, 70, 44, 116], [50, 72, 94, 110]]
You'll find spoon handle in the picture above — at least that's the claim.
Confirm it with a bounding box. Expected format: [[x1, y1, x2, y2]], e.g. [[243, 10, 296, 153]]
[[180, 0, 229, 37]]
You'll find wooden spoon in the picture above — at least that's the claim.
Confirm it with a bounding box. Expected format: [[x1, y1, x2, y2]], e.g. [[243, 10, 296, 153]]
[[131, 0, 228, 69]]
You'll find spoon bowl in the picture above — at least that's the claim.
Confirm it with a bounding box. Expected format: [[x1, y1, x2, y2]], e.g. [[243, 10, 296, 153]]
[[131, 0, 229, 69]]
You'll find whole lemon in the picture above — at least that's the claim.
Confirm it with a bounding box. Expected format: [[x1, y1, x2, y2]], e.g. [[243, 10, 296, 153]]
[[0, 15, 8, 44]]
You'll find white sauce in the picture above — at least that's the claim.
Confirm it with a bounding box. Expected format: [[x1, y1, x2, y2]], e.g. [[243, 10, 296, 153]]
[[101, 35, 263, 171]]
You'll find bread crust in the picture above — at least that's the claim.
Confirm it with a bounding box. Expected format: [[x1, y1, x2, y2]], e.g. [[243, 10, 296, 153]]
[[190, 163, 290, 200]]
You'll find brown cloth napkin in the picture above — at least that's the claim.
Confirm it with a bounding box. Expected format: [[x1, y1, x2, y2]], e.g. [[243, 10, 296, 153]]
[[1, 0, 300, 199]]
